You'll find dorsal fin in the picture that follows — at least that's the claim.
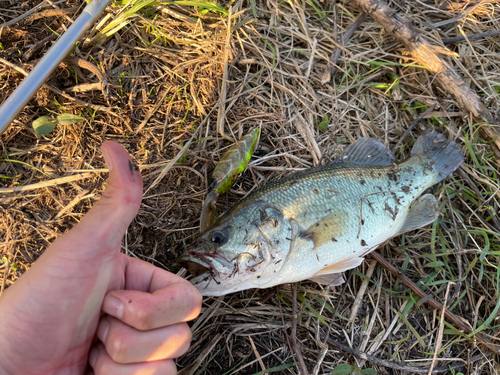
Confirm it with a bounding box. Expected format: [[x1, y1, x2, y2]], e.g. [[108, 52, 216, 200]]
[[333, 138, 395, 166]]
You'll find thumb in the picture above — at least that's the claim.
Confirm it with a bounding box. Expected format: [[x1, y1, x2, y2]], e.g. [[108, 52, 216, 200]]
[[55, 142, 143, 254]]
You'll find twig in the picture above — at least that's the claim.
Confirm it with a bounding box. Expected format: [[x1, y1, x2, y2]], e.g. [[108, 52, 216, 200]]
[[63, 57, 106, 84], [442, 29, 500, 44], [428, 283, 451, 375], [1, 0, 68, 27], [144, 106, 217, 195], [310, 327, 485, 374], [133, 87, 168, 135], [0, 259, 10, 297], [291, 283, 309, 375], [25, 27, 62, 60], [63, 56, 108, 97], [0, 173, 94, 194], [178, 333, 222, 375], [370, 251, 500, 354], [54, 189, 91, 219], [217, 5, 235, 141], [318, 69, 388, 164], [295, 111, 321, 166], [248, 336, 266, 372], [457, 167, 500, 231], [424, 0, 492, 29], [16, 7, 79, 26], [391, 103, 438, 153], [0, 57, 117, 117], [349, 260, 377, 322], [445, 191, 464, 302], [312, 343, 328, 375], [351, 0, 500, 158], [328, 13, 367, 77]]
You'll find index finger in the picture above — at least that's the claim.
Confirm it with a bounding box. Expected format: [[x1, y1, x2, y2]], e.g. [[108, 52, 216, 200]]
[[103, 256, 202, 330]]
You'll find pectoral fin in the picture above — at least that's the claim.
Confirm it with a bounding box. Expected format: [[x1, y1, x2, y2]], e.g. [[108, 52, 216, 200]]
[[310, 256, 364, 286], [299, 211, 348, 249], [315, 256, 365, 275], [398, 194, 439, 234]]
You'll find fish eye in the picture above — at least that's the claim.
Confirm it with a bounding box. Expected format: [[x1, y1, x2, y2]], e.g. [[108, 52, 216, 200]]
[[211, 231, 227, 246]]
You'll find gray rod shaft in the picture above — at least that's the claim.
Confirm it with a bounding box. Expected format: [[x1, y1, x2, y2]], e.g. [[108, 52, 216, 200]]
[[0, 0, 111, 136]]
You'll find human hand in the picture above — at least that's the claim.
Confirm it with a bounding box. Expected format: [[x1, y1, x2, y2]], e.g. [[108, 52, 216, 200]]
[[0, 142, 202, 375]]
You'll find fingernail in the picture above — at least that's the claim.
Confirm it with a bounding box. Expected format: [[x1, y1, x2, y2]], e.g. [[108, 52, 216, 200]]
[[97, 317, 110, 343], [102, 145, 113, 172], [103, 295, 123, 319], [88, 346, 99, 368]]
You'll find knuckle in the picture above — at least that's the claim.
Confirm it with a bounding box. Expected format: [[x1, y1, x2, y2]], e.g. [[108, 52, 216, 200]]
[[102, 180, 139, 209], [94, 354, 114, 375], [94, 360, 112, 375], [135, 306, 154, 330], [105, 327, 129, 363]]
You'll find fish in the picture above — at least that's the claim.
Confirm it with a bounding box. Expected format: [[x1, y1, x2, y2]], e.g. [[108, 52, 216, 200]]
[[179, 129, 464, 296]]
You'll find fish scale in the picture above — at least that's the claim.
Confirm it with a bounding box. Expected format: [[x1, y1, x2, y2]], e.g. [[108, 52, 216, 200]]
[[180, 129, 464, 296], [255, 159, 433, 287]]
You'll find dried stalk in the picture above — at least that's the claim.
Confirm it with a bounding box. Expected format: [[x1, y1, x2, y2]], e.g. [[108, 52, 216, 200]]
[[291, 283, 309, 375], [370, 251, 500, 354], [351, 0, 500, 158], [311, 328, 485, 374]]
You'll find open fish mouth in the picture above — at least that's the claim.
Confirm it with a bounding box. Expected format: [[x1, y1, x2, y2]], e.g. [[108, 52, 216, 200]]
[[178, 250, 234, 286]]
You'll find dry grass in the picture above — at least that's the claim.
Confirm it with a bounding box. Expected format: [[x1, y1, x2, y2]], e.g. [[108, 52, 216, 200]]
[[1, 0, 500, 373]]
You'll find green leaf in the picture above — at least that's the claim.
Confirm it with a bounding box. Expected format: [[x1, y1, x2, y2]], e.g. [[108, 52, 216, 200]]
[[1, 256, 7, 264], [56, 113, 84, 125], [368, 82, 391, 90], [395, 310, 426, 348], [423, 261, 445, 268], [332, 364, 354, 374], [361, 369, 378, 375], [252, 363, 295, 374], [33, 116, 57, 137], [11, 262, 18, 271], [166, 0, 228, 15], [318, 114, 329, 131], [297, 293, 328, 326]]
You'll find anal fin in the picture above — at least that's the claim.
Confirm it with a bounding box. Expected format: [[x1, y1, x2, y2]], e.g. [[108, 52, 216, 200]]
[[310, 273, 344, 286], [398, 194, 439, 234]]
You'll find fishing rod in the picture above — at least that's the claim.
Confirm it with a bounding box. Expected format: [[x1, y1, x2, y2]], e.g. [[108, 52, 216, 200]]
[[0, 0, 112, 136]]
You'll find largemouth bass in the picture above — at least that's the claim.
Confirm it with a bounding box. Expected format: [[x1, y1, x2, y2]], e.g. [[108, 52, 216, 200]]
[[180, 129, 464, 296]]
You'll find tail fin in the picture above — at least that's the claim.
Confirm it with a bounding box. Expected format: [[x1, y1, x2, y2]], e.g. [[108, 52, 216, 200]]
[[411, 129, 464, 183]]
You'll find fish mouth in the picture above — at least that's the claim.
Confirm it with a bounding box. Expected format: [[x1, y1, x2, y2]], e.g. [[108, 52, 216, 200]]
[[178, 250, 234, 285]]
